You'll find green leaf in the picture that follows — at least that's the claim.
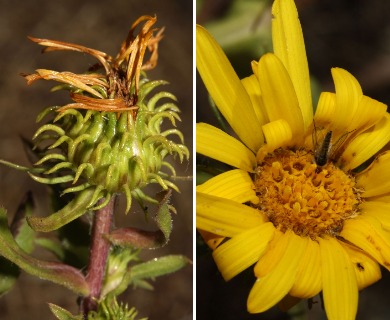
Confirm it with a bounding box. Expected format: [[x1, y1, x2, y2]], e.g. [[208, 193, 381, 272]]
[[131, 255, 190, 281], [154, 190, 173, 243], [49, 303, 83, 320], [27, 187, 96, 232], [101, 247, 140, 297], [106, 227, 166, 250], [131, 278, 154, 291], [0, 192, 35, 296], [0, 207, 89, 295], [106, 190, 173, 249], [112, 254, 190, 295]]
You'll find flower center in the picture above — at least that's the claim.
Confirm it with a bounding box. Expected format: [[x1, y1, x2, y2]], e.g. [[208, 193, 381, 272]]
[[254, 148, 362, 239]]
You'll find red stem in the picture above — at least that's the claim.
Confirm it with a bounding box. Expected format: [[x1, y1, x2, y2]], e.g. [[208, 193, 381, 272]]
[[81, 196, 115, 316]]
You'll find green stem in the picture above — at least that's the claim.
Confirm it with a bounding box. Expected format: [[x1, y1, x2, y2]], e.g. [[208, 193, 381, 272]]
[[81, 195, 115, 316]]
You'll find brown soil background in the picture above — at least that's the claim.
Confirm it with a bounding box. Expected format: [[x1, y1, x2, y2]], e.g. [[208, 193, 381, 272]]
[[0, 0, 193, 319], [197, 0, 390, 319]]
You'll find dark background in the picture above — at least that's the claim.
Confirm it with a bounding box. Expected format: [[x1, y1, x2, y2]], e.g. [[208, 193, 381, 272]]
[[0, 0, 192, 319], [197, 0, 390, 319]]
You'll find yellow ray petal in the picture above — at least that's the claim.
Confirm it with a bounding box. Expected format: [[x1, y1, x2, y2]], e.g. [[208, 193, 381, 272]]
[[341, 215, 390, 270], [257, 53, 304, 141], [319, 237, 358, 320], [248, 230, 307, 313], [341, 114, 390, 170], [349, 95, 387, 134], [289, 238, 321, 299], [196, 192, 267, 238], [314, 92, 336, 127], [272, 0, 313, 130], [213, 222, 275, 281], [196, 169, 258, 204], [241, 75, 268, 126], [254, 229, 284, 277], [251, 60, 258, 75], [304, 92, 336, 149], [331, 68, 363, 134], [196, 25, 264, 151], [256, 119, 293, 162], [356, 150, 390, 197], [367, 193, 390, 203], [361, 200, 390, 230], [196, 123, 256, 172], [341, 242, 381, 290]]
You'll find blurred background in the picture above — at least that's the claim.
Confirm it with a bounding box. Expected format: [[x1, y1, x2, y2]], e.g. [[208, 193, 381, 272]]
[[197, 0, 390, 319], [0, 0, 192, 319]]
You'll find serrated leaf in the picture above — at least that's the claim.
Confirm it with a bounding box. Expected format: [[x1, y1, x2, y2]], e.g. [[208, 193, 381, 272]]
[[0, 207, 89, 295], [49, 303, 83, 320]]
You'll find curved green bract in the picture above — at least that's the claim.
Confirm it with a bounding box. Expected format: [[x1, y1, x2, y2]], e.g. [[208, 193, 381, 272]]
[[27, 187, 97, 232]]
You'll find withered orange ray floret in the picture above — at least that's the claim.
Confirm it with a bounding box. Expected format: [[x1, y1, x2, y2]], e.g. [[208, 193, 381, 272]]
[[23, 70, 106, 99], [24, 15, 163, 114], [24, 71, 108, 88], [57, 93, 139, 113], [115, 15, 162, 95], [27, 36, 112, 73]]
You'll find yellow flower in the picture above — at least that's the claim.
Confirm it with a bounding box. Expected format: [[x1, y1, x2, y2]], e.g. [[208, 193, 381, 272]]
[[196, 0, 390, 319]]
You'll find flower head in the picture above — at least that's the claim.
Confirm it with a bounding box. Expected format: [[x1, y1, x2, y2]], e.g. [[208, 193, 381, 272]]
[[196, 0, 390, 319], [9, 15, 189, 232]]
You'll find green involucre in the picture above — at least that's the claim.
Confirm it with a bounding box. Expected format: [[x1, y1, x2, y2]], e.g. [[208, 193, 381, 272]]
[[30, 79, 188, 230]]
